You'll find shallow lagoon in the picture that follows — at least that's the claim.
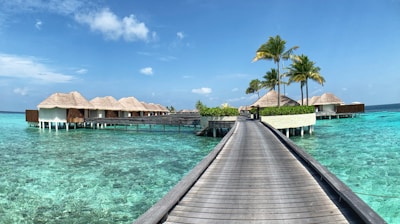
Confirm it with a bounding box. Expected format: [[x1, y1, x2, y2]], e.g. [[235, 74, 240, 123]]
[[292, 109, 400, 223], [1, 109, 399, 223], [0, 113, 220, 223]]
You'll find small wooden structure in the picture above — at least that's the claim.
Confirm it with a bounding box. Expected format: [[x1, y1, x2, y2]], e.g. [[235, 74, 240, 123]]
[[85, 113, 200, 132], [25, 110, 39, 126]]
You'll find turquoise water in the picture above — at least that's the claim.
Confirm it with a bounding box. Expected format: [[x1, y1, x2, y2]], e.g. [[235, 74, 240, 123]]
[[2, 109, 399, 223], [292, 106, 400, 223], [0, 112, 220, 223]]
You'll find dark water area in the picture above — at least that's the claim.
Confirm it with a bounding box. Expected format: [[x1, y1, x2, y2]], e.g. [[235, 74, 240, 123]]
[[365, 103, 400, 112]]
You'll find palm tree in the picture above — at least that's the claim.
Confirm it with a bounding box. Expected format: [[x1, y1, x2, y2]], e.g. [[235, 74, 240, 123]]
[[245, 79, 263, 99], [287, 54, 325, 105], [262, 68, 278, 91], [253, 35, 299, 107]]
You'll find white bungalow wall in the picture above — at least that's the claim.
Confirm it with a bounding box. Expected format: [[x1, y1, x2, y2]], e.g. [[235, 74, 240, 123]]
[[38, 108, 67, 122], [89, 110, 105, 118], [321, 104, 336, 112]]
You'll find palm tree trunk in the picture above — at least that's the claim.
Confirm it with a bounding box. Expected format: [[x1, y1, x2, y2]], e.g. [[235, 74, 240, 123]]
[[306, 79, 309, 106], [276, 62, 281, 107], [300, 85, 304, 106]]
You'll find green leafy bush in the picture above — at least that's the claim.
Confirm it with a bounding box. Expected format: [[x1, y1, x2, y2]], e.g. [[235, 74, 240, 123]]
[[259, 106, 315, 116], [200, 107, 239, 116]]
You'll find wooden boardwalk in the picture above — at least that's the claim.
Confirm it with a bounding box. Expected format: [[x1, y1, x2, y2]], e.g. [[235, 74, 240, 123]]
[[134, 117, 385, 224]]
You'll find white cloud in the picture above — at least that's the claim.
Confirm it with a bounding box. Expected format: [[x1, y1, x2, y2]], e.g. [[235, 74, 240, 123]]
[[14, 87, 29, 96], [0, 53, 75, 83], [76, 68, 88, 74], [35, 20, 43, 30], [75, 8, 151, 42], [177, 31, 184, 40], [140, 67, 153, 75], [192, 87, 212, 94]]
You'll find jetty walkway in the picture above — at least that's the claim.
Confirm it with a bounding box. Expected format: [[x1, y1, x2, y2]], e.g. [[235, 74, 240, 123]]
[[134, 117, 385, 223]]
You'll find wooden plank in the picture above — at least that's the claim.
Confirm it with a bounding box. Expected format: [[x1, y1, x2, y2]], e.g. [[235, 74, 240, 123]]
[[132, 122, 237, 224]]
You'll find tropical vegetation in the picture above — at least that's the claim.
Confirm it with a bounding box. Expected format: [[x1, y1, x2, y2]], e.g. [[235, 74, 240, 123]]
[[245, 79, 263, 99], [286, 54, 325, 105], [199, 106, 239, 116], [196, 100, 239, 116], [262, 68, 278, 91], [249, 35, 325, 108], [252, 35, 299, 107], [257, 106, 315, 116]]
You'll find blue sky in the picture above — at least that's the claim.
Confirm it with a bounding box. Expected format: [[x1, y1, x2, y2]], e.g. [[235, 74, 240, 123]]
[[0, 0, 399, 112]]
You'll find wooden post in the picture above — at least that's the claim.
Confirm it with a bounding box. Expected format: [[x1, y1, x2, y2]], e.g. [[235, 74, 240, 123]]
[[301, 127, 304, 136], [286, 128, 289, 138], [213, 128, 216, 138]]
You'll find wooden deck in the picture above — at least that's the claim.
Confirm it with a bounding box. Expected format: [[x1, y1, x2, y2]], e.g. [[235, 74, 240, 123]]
[[85, 114, 200, 126], [134, 117, 385, 224]]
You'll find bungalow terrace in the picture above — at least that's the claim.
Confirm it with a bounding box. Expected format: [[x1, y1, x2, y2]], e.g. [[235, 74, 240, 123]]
[[36, 91, 94, 130]]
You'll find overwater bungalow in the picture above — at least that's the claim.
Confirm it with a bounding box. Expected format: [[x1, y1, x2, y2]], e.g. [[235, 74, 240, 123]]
[[313, 93, 344, 113], [300, 93, 364, 119], [153, 103, 169, 115], [37, 91, 94, 130], [89, 96, 125, 118], [118, 96, 148, 117], [141, 102, 161, 116]]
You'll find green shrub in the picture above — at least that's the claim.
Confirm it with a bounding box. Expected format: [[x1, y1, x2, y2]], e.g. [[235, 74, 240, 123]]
[[200, 107, 239, 116], [259, 106, 315, 116]]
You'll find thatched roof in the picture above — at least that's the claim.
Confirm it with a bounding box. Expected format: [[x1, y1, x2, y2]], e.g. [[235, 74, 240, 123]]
[[298, 96, 321, 106], [119, 97, 148, 111], [251, 90, 299, 108], [141, 102, 159, 111], [90, 96, 125, 111], [313, 93, 344, 105], [154, 104, 169, 112], [239, 105, 252, 111], [38, 91, 94, 109]]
